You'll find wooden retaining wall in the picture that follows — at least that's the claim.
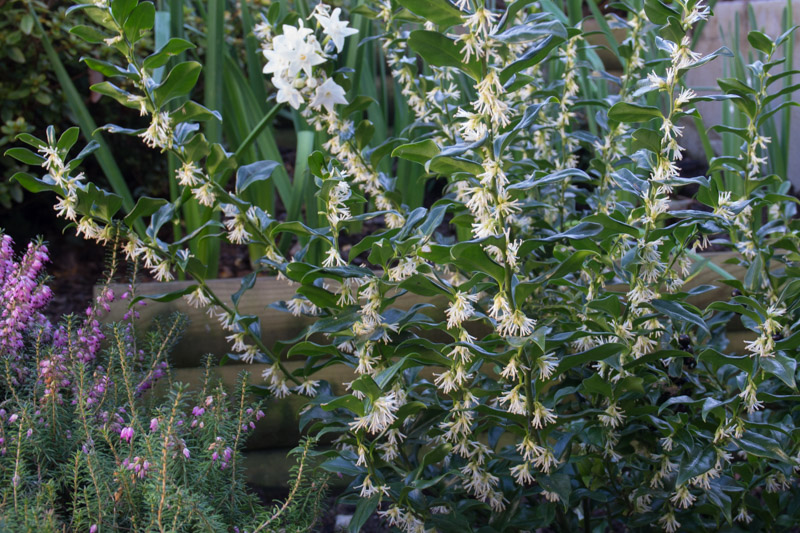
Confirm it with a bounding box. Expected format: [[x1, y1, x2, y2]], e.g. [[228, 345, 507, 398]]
[[97, 252, 750, 487]]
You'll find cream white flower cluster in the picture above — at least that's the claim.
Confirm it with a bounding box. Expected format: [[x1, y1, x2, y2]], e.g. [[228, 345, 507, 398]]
[[624, 3, 712, 317], [36, 132, 184, 283]]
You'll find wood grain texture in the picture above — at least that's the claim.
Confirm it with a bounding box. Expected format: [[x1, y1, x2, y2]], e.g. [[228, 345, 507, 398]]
[[100, 252, 751, 452], [98, 252, 745, 366]]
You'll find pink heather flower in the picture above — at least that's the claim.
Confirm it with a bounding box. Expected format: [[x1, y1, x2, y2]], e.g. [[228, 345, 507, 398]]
[[120, 426, 134, 442], [90, 525, 98, 533], [0, 234, 53, 358], [150, 418, 159, 432], [126, 456, 150, 479], [192, 406, 205, 417]]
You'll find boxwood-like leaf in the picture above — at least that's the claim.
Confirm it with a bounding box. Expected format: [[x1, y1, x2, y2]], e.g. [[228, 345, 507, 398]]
[[582, 373, 613, 398], [500, 34, 563, 83], [608, 102, 662, 123], [407, 30, 482, 80], [650, 299, 709, 335], [396, 0, 463, 28], [555, 343, 625, 378], [153, 61, 203, 107], [737, 431, 791, 461], [676, 447, 716, 486], [760, 353, 797, 389], [493, 19, 567, 43], [123, 1, 155, 43], [392, 139, 440, 165], [236, 160, 280, 194], [69, 24, 108, 44], [131, 284, 198, 304], [4, 148, 45, 166], [349, 495, 380, 533], [143, 37, 196, 70], [124, 196, 168, 227]]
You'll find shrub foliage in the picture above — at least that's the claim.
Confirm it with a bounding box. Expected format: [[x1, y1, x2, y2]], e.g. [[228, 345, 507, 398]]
[[6, 0, 800, 531]]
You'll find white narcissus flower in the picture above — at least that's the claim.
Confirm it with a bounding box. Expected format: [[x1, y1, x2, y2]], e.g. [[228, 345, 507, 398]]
[[263, 22, 325, 79], [279, 22, 315, 51], [272, 75, 304, 109], [314, 7, 358, 53], [289, 38, 326, 77], [262, 46, 290, 76], [310, 78, 348, 113]]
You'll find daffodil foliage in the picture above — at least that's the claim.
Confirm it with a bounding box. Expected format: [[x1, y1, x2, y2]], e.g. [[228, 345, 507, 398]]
[[7, 0, 800, 530]]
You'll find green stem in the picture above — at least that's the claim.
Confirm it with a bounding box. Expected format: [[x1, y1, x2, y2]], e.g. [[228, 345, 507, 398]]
[[232, 102, 283, 163], [26, 1, 143, 235]]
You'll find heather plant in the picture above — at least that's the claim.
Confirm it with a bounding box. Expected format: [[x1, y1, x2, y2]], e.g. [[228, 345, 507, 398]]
[[0, 231, 328, 532], [7, 0, 800, 531]]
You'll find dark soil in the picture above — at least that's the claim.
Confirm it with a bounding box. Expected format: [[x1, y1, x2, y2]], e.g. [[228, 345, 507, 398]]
[[248, 486, 389, 533]]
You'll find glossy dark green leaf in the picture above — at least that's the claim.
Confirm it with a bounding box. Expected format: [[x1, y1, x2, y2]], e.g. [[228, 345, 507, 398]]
[[760, 354, 797, 389], [349, 375, 382, 402], [500, 34, 563, 83], [341, 96, 377, 117], [320, 455, 364, 476], [391, 139, 440, 165], [124, 196, 168, 227], [608, 102, 662, 123], [697, 348, 753, 373], [676, 447, 716, 486], [355, 120, 375, 150], [493, 20, 567, 43], [321, 394, 364, 416], [349, 495, 380, 533], [631, 127, 661, 153], [650, 299, 709, 335], [582, 373, 613, 398], [407, 30, 482, 80], [399, 274, 450, 298], [555, 343, 625, 378], [132, 284, 198, 304], [421, 443, 452, 468], [737, 431, 791, 461], [69, 24, 107, 43], [747, 30, 774, 55], [396, 0, 463, 27], [171, 101, 222, 124], [123, 1, 155, 42], [428, 155, 483, 175], [10, 173, 59, 194], [111, 0, 137, 24], [643, 0, 680, 24], [153, 61, 203, 107], [296, 285, 339, 309], [538, 473, 571, 508], [4, 148, 45, 166], [143, 37, 196, 70], [236, 160, 280, 194]]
